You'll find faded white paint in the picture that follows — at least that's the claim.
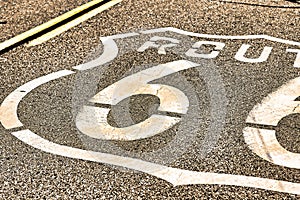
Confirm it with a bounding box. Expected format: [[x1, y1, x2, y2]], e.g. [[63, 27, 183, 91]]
[[0, 70, 74, 129], [140, 27, 300, 46], [1, 27, 300, 194], [246, 77, 300, 126], [76, 106, 181, 140], [12, 129, 300, 195], [73, 37, 119, 71], [89, 60, 193, 111], [244, 76, 300, 169], [235, 44, 273, 63], [185, 41, 225, 59], [287, 49, 300, 68], [137, 36, 180, 55], [72, 27, 300, 72], [76, 60, 195, 140], [243, 127, 300, 169]]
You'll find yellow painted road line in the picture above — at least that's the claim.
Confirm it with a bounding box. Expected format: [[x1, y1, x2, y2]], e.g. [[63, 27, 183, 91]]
[[0, 0, 107, 51], [27, 0, 122, 46]]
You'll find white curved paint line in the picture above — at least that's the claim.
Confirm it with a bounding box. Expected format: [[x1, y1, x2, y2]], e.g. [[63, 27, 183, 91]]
[[243, 127, 300, 169], [0, 70, 74, 129], [76, 106, 180, 140], [12, 129, 300, 195], [244, 76, 300, 169], [73, 32, 139, 71], [76, 60, 192, 141], [140, 27, 300, 46], [246, 76, 300, 126], [73, 38, 118, 71], [74, 27, 300, 71], [90, 60, 197, 110], [91, 83, 189, 114], [106, 32, 139, 40]]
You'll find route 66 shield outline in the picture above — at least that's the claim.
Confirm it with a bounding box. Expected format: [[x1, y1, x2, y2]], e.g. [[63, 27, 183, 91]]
[[0, 27, 299, 195]]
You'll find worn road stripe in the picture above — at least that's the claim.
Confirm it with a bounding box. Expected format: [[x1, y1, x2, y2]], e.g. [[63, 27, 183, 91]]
[[0, 70, 74, 129], [0, 0, 110, 51], [27, 0, 122, 46], [12, 129, 300, 195], [141, 27, 300, 46]]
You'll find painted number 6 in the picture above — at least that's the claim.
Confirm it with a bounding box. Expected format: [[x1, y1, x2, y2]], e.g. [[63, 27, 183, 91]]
[[244, 77, 300, 169], [76, 60, 199, 141]]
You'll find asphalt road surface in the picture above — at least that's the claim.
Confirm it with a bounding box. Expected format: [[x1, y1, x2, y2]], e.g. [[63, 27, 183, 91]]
[[1, 0, 300, 199]]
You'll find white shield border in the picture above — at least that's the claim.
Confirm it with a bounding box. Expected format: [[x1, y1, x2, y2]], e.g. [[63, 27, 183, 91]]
[[1, 27, 300, 195]]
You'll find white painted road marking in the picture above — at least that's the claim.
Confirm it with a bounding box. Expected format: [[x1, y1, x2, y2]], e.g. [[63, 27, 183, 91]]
[[89, 60, 192, 110], [0, 70, 75, 129], [185, 41, 225, 59], [244, 76, 300, 169], [76, 60, 194, 140], [73, 33, 139, 71], [12, 129, 300, 195], [137, 36, 180, 55], [244, 127, 300, 169], [234, 44, 273, 63], [287, 49, 300, 68], [140, 27, 300, 46], [76, 106, 181, 140], [1, 27, 300, 194], [72, 27, 300, 72]]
